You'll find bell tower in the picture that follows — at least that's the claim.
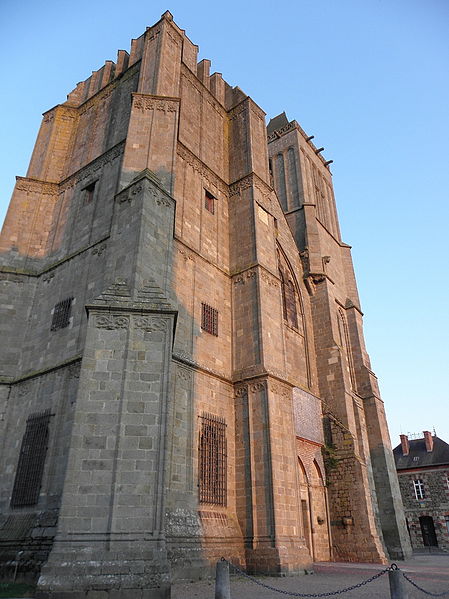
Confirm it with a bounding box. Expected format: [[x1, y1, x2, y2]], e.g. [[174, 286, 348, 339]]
[[267, 113, 411, 560]]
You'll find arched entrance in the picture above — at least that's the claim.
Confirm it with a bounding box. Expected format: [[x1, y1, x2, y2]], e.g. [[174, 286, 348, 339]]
[[296, 457, 331, 561], [297, 458, 312, 556], [309, 460, 331, 561]]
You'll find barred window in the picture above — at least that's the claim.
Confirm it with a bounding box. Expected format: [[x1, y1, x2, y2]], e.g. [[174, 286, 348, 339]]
[[199, 413, 227, 506], [51, 297, 73, 331], [414, 479, 425, 500], [204, 189, 215, 214], [201, 303, 218, 336], [10, 410, 52, 508]]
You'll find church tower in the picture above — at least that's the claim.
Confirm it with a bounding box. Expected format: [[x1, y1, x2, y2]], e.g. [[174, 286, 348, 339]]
[[0, 12, 410, 599], [267, 112, 411, 560]]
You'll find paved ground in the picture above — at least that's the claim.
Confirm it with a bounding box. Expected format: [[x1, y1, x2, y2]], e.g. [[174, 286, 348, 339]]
[[171, 553, 449, 598]]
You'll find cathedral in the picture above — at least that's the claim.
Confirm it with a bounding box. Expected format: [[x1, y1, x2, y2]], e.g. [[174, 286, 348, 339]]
[[0, 11, 411, 599]]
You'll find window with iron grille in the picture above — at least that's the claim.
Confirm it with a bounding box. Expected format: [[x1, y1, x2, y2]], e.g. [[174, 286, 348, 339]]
[[201, 303, 218, 336], [413, 479, 425, 500], [51, 297, 73, 331], [204, 189, 215, 214], [10, 410, 52, 508], [199, 413, 227, 506]]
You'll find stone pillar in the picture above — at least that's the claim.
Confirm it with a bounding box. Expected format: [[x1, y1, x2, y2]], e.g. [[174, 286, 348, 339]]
[[234, 380, 311, 574], [37, 171, 179, 598], [36, 307, 176, 599]]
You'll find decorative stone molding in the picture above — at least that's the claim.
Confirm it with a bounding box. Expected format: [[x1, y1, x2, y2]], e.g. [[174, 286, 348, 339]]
[[68, 363, 81, 379], [229, 177, 252, 197], [270, 381, 291, 398], [91, 244, 106, 256], [172, 351, 227, 380], [234, 385, 248, 398], [118, 184, 143, 204], [134, 316, 169, 332], [267, 120, 296, 143], [132, 93, 179, 113], [176, 143, 228, 196], [233, 268, 257, 286], [177, 246, 195, 262], [250, 381, 266, 393], [15, 179, 59, 196], [229, 173, 272, 204], [42, 272, 55, 283], [95, 314, 130, 329], [155, 194, 172, 208], [261, 270, 279, 288], [176, 367, 191, 381], [228, 102, 247, 121], [59, 142, 125, 192]]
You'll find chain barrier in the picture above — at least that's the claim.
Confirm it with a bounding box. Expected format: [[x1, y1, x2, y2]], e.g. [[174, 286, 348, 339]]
[[401, 571, 449, 597], [223, 558, 390, 597]]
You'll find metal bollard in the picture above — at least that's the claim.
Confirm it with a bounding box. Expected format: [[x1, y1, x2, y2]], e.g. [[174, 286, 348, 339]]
[[389, 564, 408, 599], [215, 559, 231, 599]]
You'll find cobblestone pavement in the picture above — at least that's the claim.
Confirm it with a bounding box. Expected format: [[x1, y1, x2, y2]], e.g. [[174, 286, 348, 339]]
[[171, 554, 449, 599]]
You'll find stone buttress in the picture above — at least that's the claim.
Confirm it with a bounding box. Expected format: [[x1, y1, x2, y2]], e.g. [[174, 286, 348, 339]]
[[0, 11, 411, 599]]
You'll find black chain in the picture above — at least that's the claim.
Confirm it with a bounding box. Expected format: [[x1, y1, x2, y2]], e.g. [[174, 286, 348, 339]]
[[224, 559, 390, 597], [401, 571, 449, 597]]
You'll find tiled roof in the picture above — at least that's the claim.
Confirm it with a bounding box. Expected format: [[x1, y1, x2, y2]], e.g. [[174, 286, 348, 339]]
[[393, 436, 449, 470]]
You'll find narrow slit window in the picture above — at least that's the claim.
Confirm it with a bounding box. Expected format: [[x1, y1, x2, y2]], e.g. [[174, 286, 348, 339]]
[[83, 181, 96, 204], [204, 190, 215, 214], [201, 303, 218, 336], [10, 410, 52, 508], [51, 297, 73, 331], [199, 413, 227, 506]]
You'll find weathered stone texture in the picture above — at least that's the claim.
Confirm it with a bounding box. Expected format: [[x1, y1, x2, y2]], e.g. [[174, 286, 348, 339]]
[[0, 10, 411, 598]]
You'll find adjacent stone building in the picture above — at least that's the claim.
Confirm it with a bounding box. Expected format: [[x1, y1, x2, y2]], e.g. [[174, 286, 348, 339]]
[[0, 11, 411, 598], [394, 432, 449, 552]]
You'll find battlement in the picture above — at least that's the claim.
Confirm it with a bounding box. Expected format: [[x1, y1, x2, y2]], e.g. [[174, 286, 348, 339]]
[[64, 10, 247, 111]]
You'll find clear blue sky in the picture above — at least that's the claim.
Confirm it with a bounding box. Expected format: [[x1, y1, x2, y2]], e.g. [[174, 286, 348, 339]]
[[1, 0, 448, 446]]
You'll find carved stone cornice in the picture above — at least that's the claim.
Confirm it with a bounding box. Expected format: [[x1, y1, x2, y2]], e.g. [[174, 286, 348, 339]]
[[269, 381, 291, 398], [59, 141, 125, 192], [229, 172, 273, 201], [267, 120, 297, 143], [172, 351, 228, 382], [176, 142, 228, 196], [134, 316, 169, 332], [234, 384, 248, 398], [95, 314, 130, 330], [15, 178, 59, 196], [132, 93, 180, 113]]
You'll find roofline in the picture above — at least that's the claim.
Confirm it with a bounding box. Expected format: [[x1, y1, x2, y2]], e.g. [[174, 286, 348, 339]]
[[396, 463, 449, 474]]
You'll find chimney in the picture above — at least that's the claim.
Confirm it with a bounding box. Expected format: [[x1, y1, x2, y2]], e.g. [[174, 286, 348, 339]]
[[424, 431, 434, 452], [400, 434, 409, 456]]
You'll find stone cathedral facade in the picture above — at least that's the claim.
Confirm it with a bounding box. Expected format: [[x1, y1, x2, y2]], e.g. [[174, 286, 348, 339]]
[[0, 11, 411, 599]]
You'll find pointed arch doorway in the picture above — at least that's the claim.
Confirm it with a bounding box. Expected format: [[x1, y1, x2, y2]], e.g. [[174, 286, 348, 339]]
[[297, 456, 331, 561]]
